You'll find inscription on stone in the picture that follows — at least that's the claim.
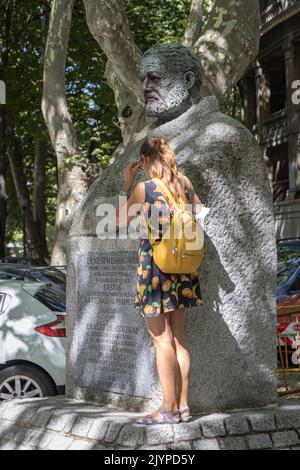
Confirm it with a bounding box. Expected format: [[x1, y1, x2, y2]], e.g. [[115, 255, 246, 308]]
[[76, 251, 153, 398]]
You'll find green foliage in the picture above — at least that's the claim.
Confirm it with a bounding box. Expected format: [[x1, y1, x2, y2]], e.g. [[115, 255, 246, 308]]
[[124, 0, 191, 48], [66, 1, 121, 169], [124, 0, 214, 49], [1, 0, 54, 250], [220, 84, 243, 122]]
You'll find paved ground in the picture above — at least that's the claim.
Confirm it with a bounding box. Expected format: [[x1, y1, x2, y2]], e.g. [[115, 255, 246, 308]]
[[1, 393, 300, 450]]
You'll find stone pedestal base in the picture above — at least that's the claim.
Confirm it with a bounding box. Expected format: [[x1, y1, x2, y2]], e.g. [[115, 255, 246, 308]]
[[0, 396, 299, 450]]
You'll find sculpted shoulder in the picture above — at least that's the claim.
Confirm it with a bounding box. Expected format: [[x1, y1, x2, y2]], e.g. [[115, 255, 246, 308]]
[[189, 109, 258, 158]]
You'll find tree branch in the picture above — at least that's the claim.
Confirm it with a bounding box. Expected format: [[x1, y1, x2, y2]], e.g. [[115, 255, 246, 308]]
[[42, 0, 87, 265], [194, 0, 261, 103], [183, 0, 204, 48], [82, 0, 143, 104], [42, 0, 78, 164]]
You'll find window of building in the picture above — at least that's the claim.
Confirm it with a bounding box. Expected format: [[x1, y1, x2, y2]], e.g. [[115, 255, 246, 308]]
[[266, 143, 289, 202], [269, 57, 286, 114]]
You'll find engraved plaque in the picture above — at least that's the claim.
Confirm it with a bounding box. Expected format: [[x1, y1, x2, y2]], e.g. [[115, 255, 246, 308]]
[[76, 251, 153, 398]]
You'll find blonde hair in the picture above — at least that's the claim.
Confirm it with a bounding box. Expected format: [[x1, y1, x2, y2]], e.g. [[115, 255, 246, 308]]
[[140, 136, 185, 203]]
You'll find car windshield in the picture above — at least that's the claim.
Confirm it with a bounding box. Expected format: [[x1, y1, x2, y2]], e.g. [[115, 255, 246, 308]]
[[34, 286, 65, 312], [27, 268, 66, 290], [0, 268, 25, 280]]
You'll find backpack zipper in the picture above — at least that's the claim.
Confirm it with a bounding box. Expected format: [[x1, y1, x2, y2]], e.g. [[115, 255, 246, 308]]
[[182, 251, 201, 257]]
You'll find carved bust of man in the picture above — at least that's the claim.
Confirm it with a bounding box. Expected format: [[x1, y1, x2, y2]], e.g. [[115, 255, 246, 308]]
[[139, 43, 202, 125], [69, 42, 278, 412]]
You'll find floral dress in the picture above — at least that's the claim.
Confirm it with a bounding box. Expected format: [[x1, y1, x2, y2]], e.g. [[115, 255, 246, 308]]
[[134, 178, 204, 318]]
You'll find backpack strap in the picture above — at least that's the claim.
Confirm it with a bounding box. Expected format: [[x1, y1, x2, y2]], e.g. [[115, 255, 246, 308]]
[[147, 178, 186, 248], [153, 178, 186, 211], [147, 227, 158, 247], [183, 176, 190, 202]]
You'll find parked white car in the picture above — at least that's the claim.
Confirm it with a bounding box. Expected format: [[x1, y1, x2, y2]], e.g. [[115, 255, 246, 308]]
[[0, 280, 66, 400]]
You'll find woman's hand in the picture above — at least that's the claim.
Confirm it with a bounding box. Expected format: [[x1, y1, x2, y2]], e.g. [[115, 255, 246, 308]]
[[123, 160, 140, 193]]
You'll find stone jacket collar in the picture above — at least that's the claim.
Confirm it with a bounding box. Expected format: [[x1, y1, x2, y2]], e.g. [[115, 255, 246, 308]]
[[147, 95, 220, 141]]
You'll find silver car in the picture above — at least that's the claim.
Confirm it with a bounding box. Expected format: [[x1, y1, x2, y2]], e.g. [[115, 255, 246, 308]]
[[0, 279, 66, 400]]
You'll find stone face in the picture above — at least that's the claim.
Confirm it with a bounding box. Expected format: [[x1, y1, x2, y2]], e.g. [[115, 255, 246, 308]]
[[67, 89, 278, 412]]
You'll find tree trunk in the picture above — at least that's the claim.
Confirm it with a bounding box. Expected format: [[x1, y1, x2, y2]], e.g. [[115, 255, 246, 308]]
[[33, 139, 50, 264], [0, 3, 11, 258], [182, 0, 204, 48], [0, 108, 7, 259], [7, 135, 41, 261], [83, 0, 151, 148], [193, 0, 261, 103], [83, 0, 143, 101], [104, 59, 150, 148], [42, 0, 87, 265]]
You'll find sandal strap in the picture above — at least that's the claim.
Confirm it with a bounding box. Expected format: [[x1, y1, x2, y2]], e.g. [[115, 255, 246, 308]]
[[136, 407, 181, 425], [180, 407, 190, 413], [159, 406, 180, 421]]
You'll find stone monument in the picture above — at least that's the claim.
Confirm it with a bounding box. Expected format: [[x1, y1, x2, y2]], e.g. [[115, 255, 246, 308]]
[[66, 43, 278, 413]]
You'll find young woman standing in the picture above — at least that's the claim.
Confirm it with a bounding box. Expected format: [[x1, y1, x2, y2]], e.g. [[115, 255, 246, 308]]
[[116, 136, 203, 425]]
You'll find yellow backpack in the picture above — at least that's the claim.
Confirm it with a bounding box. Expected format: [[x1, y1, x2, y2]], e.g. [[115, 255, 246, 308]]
[[147, 178, 205, 274]]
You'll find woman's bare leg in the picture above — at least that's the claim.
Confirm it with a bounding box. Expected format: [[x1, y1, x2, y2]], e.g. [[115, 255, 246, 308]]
[[145, 311, 179, 417], [169, 307, 190, 409]]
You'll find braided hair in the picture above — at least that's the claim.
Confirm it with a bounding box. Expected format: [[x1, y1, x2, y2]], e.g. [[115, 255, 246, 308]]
[[139, 136, 186, 203]]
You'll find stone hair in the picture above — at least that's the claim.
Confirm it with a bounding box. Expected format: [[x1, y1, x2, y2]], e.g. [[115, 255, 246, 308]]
[[142, 42, 203, 90]]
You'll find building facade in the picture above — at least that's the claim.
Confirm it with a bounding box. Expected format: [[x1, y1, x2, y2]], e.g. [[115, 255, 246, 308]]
[[239, 0, 300, 239]]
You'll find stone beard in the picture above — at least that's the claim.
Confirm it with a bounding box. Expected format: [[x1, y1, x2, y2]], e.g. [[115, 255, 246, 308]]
[[144, 81, 190, 117]]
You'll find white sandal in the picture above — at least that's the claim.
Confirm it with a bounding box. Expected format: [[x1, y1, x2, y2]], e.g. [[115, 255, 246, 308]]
[[136, 405, 181, 425]]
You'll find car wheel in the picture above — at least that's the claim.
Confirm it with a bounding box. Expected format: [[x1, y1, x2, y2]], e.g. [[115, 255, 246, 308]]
[[0, 365, 57, 401]]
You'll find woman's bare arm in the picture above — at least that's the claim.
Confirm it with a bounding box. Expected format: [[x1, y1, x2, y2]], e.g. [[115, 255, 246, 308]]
[[116, 181, 145, 228], [184, 176, 203, 214], [184, 175, 203, 214]]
